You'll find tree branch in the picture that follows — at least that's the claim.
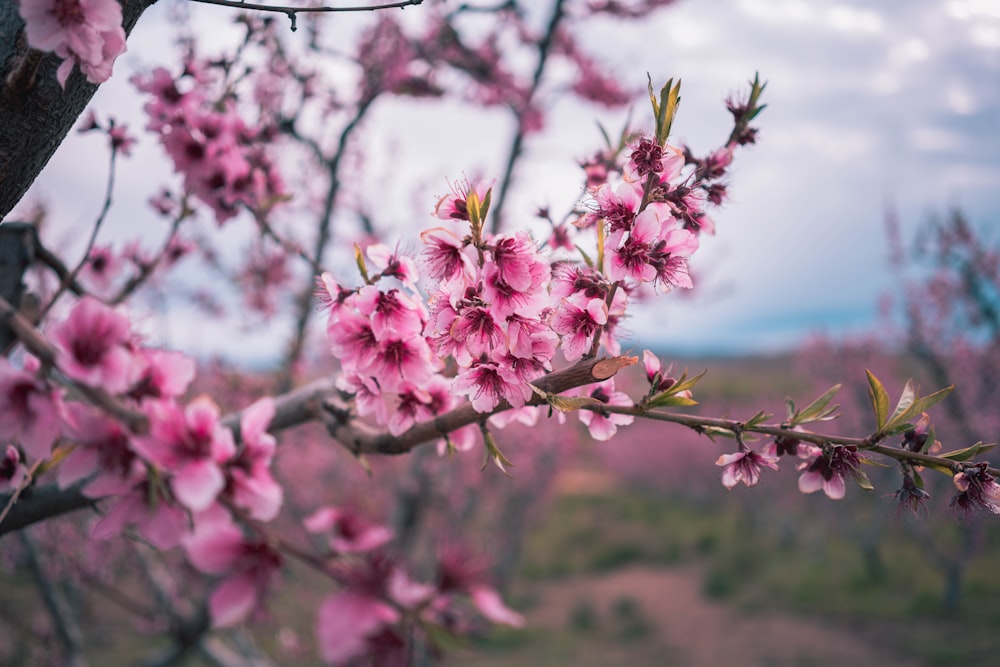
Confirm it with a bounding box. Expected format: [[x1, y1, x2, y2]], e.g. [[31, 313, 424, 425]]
[[0, 0, 157, 219]]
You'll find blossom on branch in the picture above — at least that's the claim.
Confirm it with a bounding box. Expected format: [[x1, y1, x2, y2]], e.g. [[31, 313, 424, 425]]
[[19, 0, 127, 86]]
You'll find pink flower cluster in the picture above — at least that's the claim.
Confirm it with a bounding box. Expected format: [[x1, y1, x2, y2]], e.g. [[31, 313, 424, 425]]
[[132, 62, 286, 224], [19, 0, 127, 86], [0, 296, 284, 624]]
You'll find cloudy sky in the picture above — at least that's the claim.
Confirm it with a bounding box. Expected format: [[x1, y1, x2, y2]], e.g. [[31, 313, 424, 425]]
[[23, 0, 1000, 361]]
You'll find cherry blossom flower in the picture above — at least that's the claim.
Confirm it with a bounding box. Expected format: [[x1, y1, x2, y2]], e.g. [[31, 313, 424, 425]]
[[0, 359, 64, 461], [435, 544, 524, 627], [315, 554, 411, 665], [453, 361, 530, 413], [20, 0, 127, 86], [316, 589, 399, 666], [433, 177, 492, 222], [92, 481, 188, 550], [59, 402, 139, 497], [50, 296, 137, 394], [126, 349, 196, 405], [950, 463, 1000, 515], [366, 244, 420, 290], [133, 397, 236, 512], [578, 379, 634, 441], [184, 505, 282, 627], [225, 398, 282, 522], [551, 294, 607, 362], [420, 227, 476, 284], [0, 445, 27, 493], [797, 445, 864, 500], [304, 506, 393, 554], [80, 245, 121, 292], [716, 448, 779, 489]]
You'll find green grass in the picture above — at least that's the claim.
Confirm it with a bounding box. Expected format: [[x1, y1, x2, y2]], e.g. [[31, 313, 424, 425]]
[[511, 488, 1000, 667]]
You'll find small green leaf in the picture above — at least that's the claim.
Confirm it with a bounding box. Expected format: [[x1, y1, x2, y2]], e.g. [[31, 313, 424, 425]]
[[886, 385, 954, 433], [664, 369, 708, 397], [940, 441, 997, 462], [354, 243, 370, 283], [549, 395, 604, 413], [702, 426, 736, 440], [646, 394, 698, 408], [886, 380, 917, 430], [866, 370, 890, 430], [527, 383, 549, 400], [785, 398, 796, 421], [792, 384, 841, 425], [575, 244, 594, 268], [481, 428, 514, 475], [745, 411, 772, 428], [920, 424, 936, 455], [596, 121, 613, 149], [854, 469, 875, 491], [478, 187, 492, 226]]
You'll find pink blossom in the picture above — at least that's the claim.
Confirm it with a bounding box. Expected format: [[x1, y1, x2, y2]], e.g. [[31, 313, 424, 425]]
[[80, 245, 121, 292], [225, 398, 282, 522], [420, 227, 476, 284], [950, 463, 1000, 515], [641, 349, 661, 383], [551, 294, 607, 362], [578, 380, 634, 441], [92, 481, 187, 550], [453, 361, 530, 413], [372, 336, 435, 393], [336, 373, 389, 424], [184, 505, 282, 627], [316, 590, 399, 666], [20, 0, 127, 86], [304, 506, 394, 554], [435, 544, 524, 627], [354, 286, 425, 340], [0, 445, 27, 493], [127, 349, 196, 404], [797, 445, 863, 500], [366, 244, 420, 289], [433, 177, 492, 222], [489, 232, 549, 293], [134, 397, 236, 512], [327, 309, 379, 374], [59, 402, 139, 497], [50, 296, 137, 394], [594, 181, 640, 243], [0, 359, 64, 461], [716, 448, 779, 489]]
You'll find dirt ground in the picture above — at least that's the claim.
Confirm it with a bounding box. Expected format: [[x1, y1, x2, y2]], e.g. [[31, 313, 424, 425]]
[[449, 564, 928, 667]]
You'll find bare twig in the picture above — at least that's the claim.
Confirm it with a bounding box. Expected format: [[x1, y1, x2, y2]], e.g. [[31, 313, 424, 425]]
[[490, 0, 567, 233], [19, 528, 88, 667]]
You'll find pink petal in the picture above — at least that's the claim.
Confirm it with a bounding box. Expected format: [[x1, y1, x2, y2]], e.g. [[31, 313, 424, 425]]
[[469, 585, 524, 627], [210, 573, 259, 627], [172, 459, 225, 511], [316, 592, 399, 664]]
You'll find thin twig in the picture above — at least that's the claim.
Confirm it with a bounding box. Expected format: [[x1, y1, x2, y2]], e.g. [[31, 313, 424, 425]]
[[40, 147, 119, 321], [490, 0, 567, 233]]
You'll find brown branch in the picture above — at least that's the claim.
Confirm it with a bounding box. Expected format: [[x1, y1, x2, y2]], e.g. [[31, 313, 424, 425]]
[[0, 294, 149, 433], [0, 0, 157, 219], [190, 0, 424, 16], [589, 403, 1000, 477], [322, 355, 635, 455], [489, 0, 566, 233]]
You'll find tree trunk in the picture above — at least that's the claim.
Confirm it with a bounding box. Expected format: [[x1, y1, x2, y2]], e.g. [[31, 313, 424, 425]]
[[0, 0, 157, 220]]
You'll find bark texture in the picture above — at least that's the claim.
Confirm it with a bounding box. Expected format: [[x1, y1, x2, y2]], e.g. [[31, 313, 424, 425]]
[[0, 0, 157, 220]]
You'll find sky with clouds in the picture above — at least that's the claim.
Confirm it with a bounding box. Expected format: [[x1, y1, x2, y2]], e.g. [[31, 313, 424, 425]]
[[21, 0, 1000, 362]]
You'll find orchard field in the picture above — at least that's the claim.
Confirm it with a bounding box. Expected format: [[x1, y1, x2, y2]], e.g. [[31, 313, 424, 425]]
[[1, 1, 999, 666]]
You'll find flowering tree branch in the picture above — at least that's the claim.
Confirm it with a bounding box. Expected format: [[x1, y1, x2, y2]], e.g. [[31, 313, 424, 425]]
[[0, 0, 156, 219]]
